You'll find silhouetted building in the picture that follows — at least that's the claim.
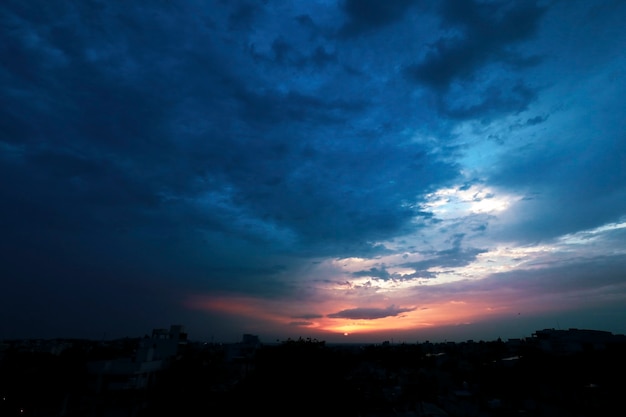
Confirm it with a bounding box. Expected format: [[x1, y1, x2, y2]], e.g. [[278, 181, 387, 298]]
[[87, 325, 187, 393], [530, 328, 616, 354]]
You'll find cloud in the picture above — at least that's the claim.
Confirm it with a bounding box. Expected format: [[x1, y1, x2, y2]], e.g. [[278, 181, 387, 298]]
[[2, 0, 626, 342], [292, 313, 324, 320], [401, 234, 488, 277], [228, 1, 264, 30], [339, 0, 417, 36], [249, 36, 338, 69], [523, 114, 549, 126], [328, 305, 415, 320], [352, 267, 392, 280], [408, 1, 547, 91], [487, 90, 626, 242], [289, 321, 314, 327], [0, 0, 459, 262], [404, 1, 547, 121], [440, 79, 537, 120], [413, 252, 626, 311]]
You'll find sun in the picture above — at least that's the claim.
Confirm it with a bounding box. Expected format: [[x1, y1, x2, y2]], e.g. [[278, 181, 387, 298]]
[[343, 332, 349, 336]]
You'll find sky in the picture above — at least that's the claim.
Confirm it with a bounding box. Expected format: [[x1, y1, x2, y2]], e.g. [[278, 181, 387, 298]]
[[1, 0, 626, 344]]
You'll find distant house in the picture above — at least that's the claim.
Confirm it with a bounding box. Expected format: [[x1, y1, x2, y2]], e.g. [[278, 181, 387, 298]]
[[530, 328, 615, 354], [136, 325, 188, 362], [87, 325, 187, 393]]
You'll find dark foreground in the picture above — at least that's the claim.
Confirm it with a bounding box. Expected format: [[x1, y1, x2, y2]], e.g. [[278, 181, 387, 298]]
[[2, 329, 626, 416]]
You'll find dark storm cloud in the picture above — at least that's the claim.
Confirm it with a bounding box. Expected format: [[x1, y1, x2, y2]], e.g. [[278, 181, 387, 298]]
[[0, 0, 457, 300], [228, 86, 368, 126], [406, 0, 547, 120], [0, 146, 160, 250], [249, 36, 338, 69], [196, 126, 454, 257], [328, 305, 415, 320], [228, 1, 264, 30], [440, 80, 537, 120], [340, 0, 418, 36], [408, 1, 547, 90]]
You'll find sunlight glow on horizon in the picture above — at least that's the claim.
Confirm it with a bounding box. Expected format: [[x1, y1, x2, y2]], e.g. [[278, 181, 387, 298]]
[[183, 217, 626, 341]]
